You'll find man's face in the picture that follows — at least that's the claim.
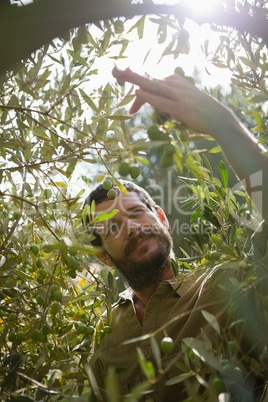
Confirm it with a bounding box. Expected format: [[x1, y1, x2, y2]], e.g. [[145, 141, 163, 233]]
[[94, 192, 173, 291]]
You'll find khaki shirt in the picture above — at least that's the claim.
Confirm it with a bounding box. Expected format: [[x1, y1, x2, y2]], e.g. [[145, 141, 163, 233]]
[[91, 265, 235, 401]]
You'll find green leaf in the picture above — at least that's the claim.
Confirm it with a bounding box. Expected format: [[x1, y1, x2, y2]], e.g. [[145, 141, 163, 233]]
[[93, 209, 119, 223], [124, 381, 151, 402], [96, 173, 107, 182], [134, 155, 149, 165], [219, 160, 228, 188], [13, 269, 33, 281], [128, 16, 146, 39], [209, 146, 222, 153], [190, 207, 201, 223], [150, 336, 162, 371], [105, 368, 120, 402], [82, 204, 90, 226], [183, 338, 223, 372], [123, 334, 151, 345], [254, 111, 265, 127], [201, 310, 221, 335], [239, 56, 257, 70], [166, 372, 193, 386], [79, 88, 97, 112], [107, 114, 133, 120], [54, 182, 67, 187], [113, 178, 128, 195], [68, 50, 88, 66], [137, 347, 155, 380]]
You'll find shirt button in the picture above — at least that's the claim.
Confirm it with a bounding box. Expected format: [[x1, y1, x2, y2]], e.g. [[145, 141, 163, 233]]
[[128, 309, 134, 316]]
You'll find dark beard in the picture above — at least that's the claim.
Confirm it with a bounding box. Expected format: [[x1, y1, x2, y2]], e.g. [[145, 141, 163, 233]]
[[106, 228, 173, 292]]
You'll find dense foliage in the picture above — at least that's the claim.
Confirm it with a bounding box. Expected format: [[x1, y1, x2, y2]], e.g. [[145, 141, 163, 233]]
[[0, 1, 267, 400]]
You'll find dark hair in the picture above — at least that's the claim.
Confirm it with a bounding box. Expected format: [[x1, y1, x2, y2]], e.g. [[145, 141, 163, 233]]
[[83, 180, 158, 248]]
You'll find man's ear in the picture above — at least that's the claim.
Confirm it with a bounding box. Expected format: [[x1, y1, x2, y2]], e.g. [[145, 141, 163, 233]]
[[156, 206, 169, 229], [96, 251, 114, 267]]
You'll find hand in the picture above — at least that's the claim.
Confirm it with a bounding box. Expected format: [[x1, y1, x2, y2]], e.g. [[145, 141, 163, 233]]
[[112, 66, 234, 137], [112, 66, 268, 222]]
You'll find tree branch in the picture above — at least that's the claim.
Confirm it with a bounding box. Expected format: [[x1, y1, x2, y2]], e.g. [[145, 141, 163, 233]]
[[0, 1, 267, 76]]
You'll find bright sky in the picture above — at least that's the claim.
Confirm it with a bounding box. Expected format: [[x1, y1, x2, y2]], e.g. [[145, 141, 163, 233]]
[[90, 3, 232, 91]]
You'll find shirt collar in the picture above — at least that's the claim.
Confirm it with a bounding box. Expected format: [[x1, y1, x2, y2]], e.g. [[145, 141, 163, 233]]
[[117, 270, 201, 303]]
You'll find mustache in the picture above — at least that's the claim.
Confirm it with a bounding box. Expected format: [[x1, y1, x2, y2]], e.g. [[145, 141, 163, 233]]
[[124, 228, 157, 257]]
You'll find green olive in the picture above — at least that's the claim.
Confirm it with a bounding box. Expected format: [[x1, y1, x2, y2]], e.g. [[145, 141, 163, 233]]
[[160, 337, 174, 354], [31, 245, 39, 255], [147, 125, 167, 141], [7, 312, 17, 322], [163, 143, 176, 155], [118, 161, 130, 177], [212, 377, 225, 394], [103, 325, 112, 334], [107, 188, 118, 200], [50, 283, 60, 295], [76, 323, 86, 334], [130, 165, 140, 180], [8, 332, 17, 342], [86, 325, 95, 335], [160, 154, 174, 168], [53, 290, 63, 302], [67, 255, 79, 270], [103, 178, 113, 190]]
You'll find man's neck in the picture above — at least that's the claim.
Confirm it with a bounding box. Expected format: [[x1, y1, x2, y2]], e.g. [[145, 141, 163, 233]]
[[133, 267, 174, 308], [132, 266, 175, 323]]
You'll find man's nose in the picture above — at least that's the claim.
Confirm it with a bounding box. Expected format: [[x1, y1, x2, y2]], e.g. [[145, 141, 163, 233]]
[[128, 220, 141, 238]]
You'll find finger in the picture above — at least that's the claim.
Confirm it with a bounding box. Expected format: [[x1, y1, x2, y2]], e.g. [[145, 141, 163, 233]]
[[112, 66, 177, 100], [129, 95, 146, 114], [133, 88, 183, 122]]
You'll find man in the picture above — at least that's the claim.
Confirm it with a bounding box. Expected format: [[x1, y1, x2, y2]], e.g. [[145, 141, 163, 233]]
[[84, 68, 268, 401]]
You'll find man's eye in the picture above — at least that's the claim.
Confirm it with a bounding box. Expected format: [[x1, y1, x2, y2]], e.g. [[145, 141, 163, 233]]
[[133, 209, 143, 215], [107, 224, 119, 235]]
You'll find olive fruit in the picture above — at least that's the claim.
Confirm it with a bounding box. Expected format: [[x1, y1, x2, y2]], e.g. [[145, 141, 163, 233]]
[[31, 245, 39, 255], [50, 302, 61, 315], [103, 325, 112, 334], [147, 125, 167, 141], [39, 269, 47, 280], [103, 178, 113, 191], [7, 312, 17, 322], [228, 340, 237, 356], [16, 331, 25, 343], [50, 283, 60, 295], [163, 143, 175, 155], [86, 325, 95, 335], [118, 161, 130, 177], [76, 323, 86, 334], [107, 188, 118, 200], [160, 336, 174, 354], [212, 377, 225, 394], [130, 165, 140, 180], [69, 270, 77, 279], [53, 290, 63, 302], [8, 332, 16, 342], [67, 255, 79, 270], [160, 155, 174, 168], [69, 246, 78, 257]]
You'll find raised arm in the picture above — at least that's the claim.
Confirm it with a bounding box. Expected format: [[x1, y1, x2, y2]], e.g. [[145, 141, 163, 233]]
[[112, 67, 268, 224]]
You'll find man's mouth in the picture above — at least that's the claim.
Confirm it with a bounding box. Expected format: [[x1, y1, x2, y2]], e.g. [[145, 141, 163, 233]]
[[124, 233, 154, 257]]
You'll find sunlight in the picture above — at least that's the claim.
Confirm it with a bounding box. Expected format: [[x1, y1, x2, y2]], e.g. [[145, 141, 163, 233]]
[[181, 0, 222, 17]]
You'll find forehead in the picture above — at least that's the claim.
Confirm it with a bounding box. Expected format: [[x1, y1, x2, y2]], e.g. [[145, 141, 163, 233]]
[[95, 191, 146, 215]]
